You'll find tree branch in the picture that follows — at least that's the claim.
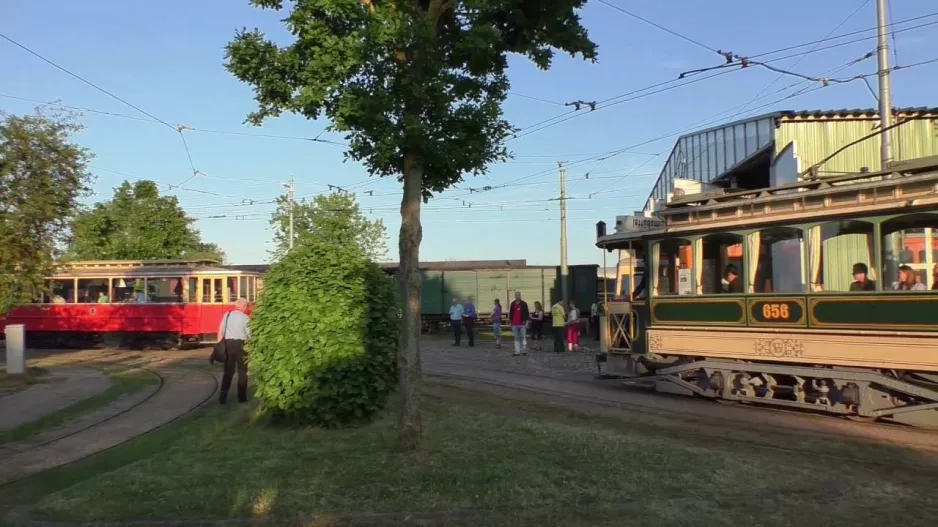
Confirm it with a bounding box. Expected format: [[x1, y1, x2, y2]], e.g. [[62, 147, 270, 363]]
[[427, 0, 454, 28]]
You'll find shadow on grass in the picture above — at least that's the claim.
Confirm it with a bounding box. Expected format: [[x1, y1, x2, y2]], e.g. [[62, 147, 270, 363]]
[[3, 383, 937, 527]]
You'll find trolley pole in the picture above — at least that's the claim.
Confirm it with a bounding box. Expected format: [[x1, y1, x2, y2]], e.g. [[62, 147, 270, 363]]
[[559, 161, 569, 307], [876, 0, 893, 170]]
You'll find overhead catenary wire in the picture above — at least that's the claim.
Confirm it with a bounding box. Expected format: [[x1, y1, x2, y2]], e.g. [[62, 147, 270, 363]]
[[595, 0, 721, 54], [681, 17, 938, 80], [0, 30, 206, 187], [727, 0, 872, 119], [507, 12, 938, 144]]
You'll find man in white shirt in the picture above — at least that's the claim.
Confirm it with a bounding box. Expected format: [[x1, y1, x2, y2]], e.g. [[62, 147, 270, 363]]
[[217, 298, 251, 404]]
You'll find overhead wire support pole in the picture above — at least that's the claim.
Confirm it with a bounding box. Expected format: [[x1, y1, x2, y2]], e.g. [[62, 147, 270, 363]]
[[559, 161, 569, 308], [283, 175, 296, 250], [876, 0, 894, 170]]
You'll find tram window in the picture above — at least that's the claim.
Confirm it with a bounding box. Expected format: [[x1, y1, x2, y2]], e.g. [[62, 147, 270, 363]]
[[213, 278, 223, 303], [808, 221, 875, 292], [228, 276, 244, 302], [698, 233, 744, 294], [113, 278, 149, 303], [202, 278, 212, 303], [881, 214, 938, 291], [77, 279, 110, 303], [188, 278, 198, 302], [149, 277, 184, 303], [750, 228, 805, 294], [654, 239, 694, 296], [238, 277, 248, 301], [48, 279, 76, 303], [248, 277, 256, 302]]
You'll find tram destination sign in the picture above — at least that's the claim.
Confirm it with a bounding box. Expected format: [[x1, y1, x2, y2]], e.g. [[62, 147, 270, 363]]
[[615, 215, 665, 233]]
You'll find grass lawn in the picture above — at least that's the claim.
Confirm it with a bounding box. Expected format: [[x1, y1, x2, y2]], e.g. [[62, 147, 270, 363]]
[[7, 385, 933, 526], [0, 368, 158, 445], [0, 366, 49, 396]]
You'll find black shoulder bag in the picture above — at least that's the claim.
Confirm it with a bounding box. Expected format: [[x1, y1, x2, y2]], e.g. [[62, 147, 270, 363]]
[[210, 313, 231, 365]]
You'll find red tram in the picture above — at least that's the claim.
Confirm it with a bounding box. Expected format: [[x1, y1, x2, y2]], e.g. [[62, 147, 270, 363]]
[[0, 260, 263, 348]]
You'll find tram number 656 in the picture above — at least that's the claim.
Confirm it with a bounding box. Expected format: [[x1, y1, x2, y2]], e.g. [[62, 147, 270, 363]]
[[761, 303, 790, 320]]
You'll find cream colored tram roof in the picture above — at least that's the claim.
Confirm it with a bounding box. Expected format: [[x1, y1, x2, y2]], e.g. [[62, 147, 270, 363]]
[[49, 260, 261, 279]]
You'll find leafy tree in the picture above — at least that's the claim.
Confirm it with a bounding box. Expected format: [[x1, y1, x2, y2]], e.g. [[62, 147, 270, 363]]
[[0, 110, 92, 314], [270, 191, 388, 261], [68, 180, 218, 261], [247, 231, 399, 427], [226, 0, 596, 449]]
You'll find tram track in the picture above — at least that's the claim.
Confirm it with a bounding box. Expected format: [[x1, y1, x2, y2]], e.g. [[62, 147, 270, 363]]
[[0, 368, 165, 456], [424, 369, 938, 474], [0, 366, 219, 489], [425, 354, 938, 436]]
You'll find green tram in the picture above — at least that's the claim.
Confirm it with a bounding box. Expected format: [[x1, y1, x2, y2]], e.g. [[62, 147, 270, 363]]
[[594, 156, 938, 428]]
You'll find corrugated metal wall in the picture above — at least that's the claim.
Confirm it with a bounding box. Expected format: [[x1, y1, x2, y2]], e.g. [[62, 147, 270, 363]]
[[775, 117, 938, 174]]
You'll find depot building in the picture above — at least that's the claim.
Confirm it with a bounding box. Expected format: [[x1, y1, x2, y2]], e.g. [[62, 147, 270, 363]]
[[644, 107, 938, 209]]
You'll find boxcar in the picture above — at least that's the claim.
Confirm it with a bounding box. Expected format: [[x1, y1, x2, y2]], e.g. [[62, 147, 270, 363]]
[[0, 260, 263, 348], [595, 156, 938, 428], [227, 260, 600, 329], [385, 261, 599, 327]]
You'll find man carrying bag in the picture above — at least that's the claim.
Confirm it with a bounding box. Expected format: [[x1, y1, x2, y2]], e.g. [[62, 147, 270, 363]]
[[210, 298, 251, 404]]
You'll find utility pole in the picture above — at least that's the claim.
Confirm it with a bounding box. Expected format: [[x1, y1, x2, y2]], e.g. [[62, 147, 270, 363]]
[[876, 0, 901, 281], [283, 175, 296, 250], [559, 161, 569, 307], [876, 0, 893, 170]]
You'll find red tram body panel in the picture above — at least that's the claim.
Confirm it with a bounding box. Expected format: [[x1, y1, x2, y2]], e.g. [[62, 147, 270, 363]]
[[0, 260, 262, 348]]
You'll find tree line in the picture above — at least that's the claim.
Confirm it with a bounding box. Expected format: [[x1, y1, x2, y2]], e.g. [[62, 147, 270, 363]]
[[0, 109, 386, 315]]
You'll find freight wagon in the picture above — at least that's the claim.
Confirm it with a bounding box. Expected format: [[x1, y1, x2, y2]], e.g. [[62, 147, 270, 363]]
[[384, 261, 598, 327], [227, 260, 600, 329]]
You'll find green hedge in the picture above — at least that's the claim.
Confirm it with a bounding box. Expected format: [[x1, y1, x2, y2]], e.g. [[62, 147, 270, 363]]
[[247, 236, 399, 426]]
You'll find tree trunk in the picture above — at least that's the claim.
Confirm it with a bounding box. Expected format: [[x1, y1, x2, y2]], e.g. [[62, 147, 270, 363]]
[[396, 151, 423, 451]]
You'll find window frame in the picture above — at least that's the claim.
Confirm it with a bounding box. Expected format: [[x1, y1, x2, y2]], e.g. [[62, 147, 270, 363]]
[[806, 219, 879, 294], [651, 237, 695, 297], [745, 226, 808, 295], [879, 212, 938, 293]]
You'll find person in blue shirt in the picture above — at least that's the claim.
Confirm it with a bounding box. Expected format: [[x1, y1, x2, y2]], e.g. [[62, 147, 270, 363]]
[[449, 297, 464, 346], [462, 295, 477, 347]]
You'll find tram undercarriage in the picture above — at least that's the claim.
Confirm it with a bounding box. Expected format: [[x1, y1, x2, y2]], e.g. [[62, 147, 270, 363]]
[[21, 331, 207, 350], [601, 353, 938, 428]]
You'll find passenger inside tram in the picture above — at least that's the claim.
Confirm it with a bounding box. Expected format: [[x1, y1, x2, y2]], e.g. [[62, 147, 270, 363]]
[[721, 264, 742, 294], [849, 262, 876, 291], [893, 264, 926, 291]]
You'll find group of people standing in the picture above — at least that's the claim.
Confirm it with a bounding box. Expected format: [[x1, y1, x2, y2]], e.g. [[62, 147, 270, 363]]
[[448, 292, 586, 356]]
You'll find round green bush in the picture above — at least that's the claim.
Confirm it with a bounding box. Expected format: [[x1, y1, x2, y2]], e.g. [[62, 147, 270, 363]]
[[246, 235, 399, 426]]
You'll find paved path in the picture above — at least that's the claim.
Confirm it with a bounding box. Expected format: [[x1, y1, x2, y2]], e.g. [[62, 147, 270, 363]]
[[0, 367, 113, 432], [0, 368, 217, 486]]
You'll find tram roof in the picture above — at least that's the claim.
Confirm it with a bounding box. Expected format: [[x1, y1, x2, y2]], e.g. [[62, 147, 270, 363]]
[[597, 155, 938, 249], [50, 259, 262, 278]]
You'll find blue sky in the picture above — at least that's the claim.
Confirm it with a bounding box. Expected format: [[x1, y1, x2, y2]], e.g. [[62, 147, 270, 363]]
[[2, 0, 936, 265]]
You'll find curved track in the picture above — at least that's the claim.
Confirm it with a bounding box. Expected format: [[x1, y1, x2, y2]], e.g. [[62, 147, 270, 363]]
[[0, 366, 218, 489], [0, 368, 165, 455]]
